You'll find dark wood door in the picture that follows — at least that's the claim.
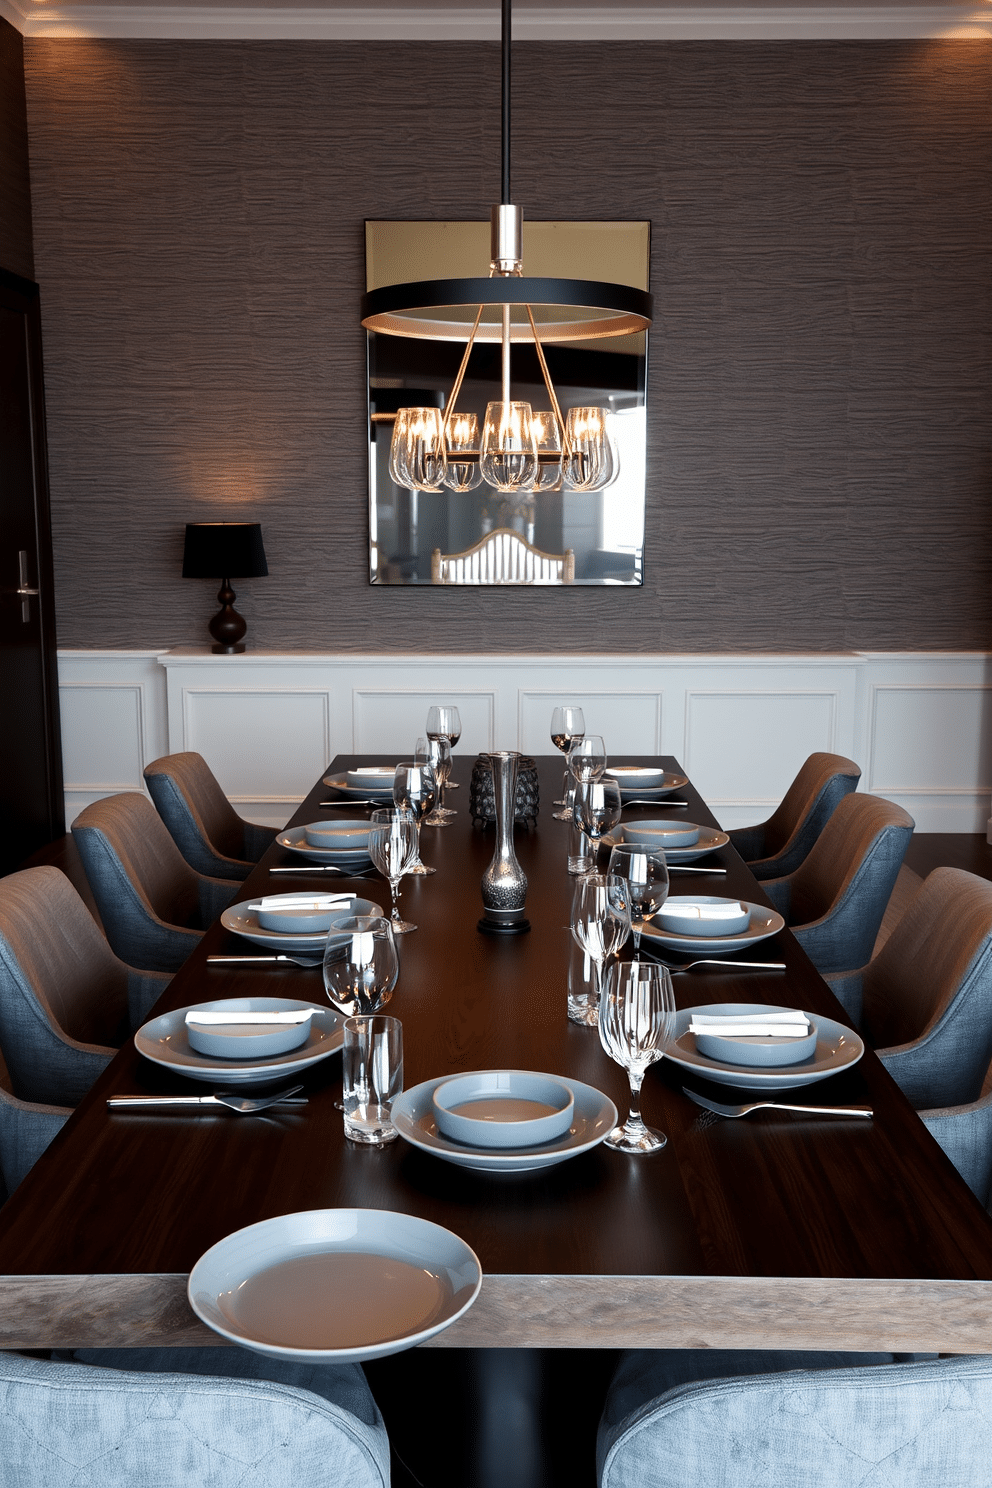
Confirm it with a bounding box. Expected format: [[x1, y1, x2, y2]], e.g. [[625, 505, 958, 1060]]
[[0, 267, 63, 873]]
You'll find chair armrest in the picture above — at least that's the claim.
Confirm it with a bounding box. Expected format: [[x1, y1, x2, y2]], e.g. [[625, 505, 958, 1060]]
[[196, 876, 240, 926], [243, 821, 279, 860], [726, 824, 766, 862], [759, 875, 791, 918], [126, 969, 172, 1030], [0, 1086, 71, 1193], [921, 1091, 992, 1207], [822, 968, 865, 1027]]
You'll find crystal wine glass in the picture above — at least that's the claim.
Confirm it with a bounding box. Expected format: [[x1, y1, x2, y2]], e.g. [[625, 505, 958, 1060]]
[[322, 915, 399, 1018], [598, 959, 675, 1154], [393, 761, 437, 876], [607, 843, 670, 955], [368, 807, 417, 933], [569, 872, 631, 1023], [426, 705, 461, 797], [572, 777, 623, 869], [551, 705, 585, 817], [568, 735, 607, 785], [417, 735, 452, 826]]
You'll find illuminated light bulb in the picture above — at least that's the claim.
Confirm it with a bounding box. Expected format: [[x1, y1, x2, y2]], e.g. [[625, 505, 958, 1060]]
[[561, 406, 614, 492], [479, 400, 539, 493], [442, 412, 483, 492], [389, 407, 447, 492]]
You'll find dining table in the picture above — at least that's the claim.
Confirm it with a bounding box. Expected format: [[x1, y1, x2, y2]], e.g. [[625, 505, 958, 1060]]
[[2, 753, 992, 1485]]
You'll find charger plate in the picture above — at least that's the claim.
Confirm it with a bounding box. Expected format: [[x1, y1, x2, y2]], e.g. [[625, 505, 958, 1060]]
[[641, 900, 784, 955], [668, 1002, 864, 1091], [603, 823, 730, 863], [134, 998, 342, 1085], [220, 895, 383, 952], [188, 1208, 482, 1362]]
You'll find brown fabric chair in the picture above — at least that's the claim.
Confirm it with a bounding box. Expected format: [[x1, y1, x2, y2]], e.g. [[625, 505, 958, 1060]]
[[728, 752, 862, 880], [72, 794, 238, 973], [144, 752, 277, 881], [761, 792, 914, 976]]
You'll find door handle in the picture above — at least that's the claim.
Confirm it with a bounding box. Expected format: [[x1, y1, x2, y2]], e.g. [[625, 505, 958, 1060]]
[[15, 551, 38, 621]]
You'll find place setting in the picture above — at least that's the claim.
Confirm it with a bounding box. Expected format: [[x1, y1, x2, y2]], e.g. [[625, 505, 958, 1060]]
[[272, 817, 376, 876]]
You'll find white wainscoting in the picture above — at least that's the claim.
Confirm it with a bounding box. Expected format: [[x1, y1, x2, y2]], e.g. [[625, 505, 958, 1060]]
[[57, 647, 992, 833]]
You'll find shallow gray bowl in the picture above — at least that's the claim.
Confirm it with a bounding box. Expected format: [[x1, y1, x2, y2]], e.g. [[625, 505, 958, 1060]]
[[432, 1071, 574, 1149], [186, 1000, 313, 1059], [304, 819, 372, 850], [621, 820, 700, 849], [657, 897, 751, 938], [695, 1020, 818, 1068]]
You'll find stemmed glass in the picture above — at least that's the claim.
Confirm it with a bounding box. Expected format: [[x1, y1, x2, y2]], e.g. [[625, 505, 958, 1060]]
[[569, 872, 631, 1023], [598, 960, 675, 1154], [607, 844, 670, 956], [368, 807, 418, 933], [417, 735, 452, 826], [551, 706, 585, 818], [572, 777, 623, 871], [568, 735, 607, 786], [393, 761, 437, 876], [322, 914, 399, 1018], [426, 706, 461, 798]]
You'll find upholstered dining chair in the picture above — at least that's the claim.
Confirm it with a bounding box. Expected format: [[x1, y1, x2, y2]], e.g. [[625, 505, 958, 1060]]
[[72, 793, 239, 973], [0, 1046, 69, 1200], [760, 792, 914, 976], [0, 866, 170, 1106], [0, 1348, 390, 1488], [144, 751, 278, 880], [596, 1351, 992, 1488], [727, 751, 862, 880], [825, 867, 992, 1110], [432, 527, 575, 584]]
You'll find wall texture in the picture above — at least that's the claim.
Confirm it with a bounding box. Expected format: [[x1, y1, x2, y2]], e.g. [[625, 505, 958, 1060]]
[[22, 39, 992, 653], [0, 17, 33, 279]]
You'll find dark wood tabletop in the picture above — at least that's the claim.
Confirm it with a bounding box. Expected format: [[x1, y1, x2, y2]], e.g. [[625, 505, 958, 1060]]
[[2, 754, 992, 1353]]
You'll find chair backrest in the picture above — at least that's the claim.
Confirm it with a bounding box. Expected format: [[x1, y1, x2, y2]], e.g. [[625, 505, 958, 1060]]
[[144, 750, 252, 876], [743, 751, 862, 877], [0, 1350, 390, 1488], [432, 528, 575, 584], [0, 867, 125, 1104], [598, 1354, 992, 1488]]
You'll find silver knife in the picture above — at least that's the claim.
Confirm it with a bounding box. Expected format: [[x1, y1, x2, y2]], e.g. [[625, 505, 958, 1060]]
[[108, 1092, 308, 1112], [206, 954, 322, 965]]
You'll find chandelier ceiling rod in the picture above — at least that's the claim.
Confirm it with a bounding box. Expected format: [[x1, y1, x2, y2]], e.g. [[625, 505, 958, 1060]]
[[501, 0, 511, 206]]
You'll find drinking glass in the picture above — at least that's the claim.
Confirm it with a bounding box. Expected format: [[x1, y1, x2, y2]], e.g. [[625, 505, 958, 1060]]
[[417, 735, 452, 825], [572, 777, 623, 867], [426, 705, 462, 796], [607, 844, 670, 955], [342, 1014, 404, 1145], [368, 807, 417, 933], [551, 705, 585, 816], [322, 914, 399, 1018], [598, 960, 675, 1154], [393, 761, 436, 875], [568, 735, 607, 785], [567, 935, 599, 1027], [569, 872, 631, 1019]]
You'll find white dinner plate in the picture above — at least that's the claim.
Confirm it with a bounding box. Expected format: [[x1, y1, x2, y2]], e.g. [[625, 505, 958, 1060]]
[[640, 899, 785, 954], [606, 770, 688, 800], [221, 896, 383, 952], [602, 823, 730, 863], [276, 826, 373, 868], [188, 1208, 482, 1362], [322, 773, 395, 800], [667, 1002, 864, 1090], [134, 999, 343, 1085], [392, 1075, 618, 1172]]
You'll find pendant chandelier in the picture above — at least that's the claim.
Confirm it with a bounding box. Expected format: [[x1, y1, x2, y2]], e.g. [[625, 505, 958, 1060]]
[[361, 0, 653, 499]]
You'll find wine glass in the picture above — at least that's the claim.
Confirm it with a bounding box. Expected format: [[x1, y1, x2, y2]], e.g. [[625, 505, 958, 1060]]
[[551, 706, 585, 817], [322, 915, 399, 1018], [569, 872, 631, 1023], [598, 959, 675, 1154], [572, 777, 623, 868], [568, 735, 607, 785], [607, 844, 670, 955], [393, 761, 437, 876], [417, 735, 452, 825], [426, 706, 462, 796], [368, 807, 417, 933]]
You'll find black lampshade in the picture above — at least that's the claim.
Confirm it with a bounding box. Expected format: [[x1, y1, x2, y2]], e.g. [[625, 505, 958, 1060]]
[[182, 522, 268, 580]]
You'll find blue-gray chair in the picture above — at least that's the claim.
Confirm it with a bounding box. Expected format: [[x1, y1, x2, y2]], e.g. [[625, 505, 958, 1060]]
[[0, 1347, 389, 1487], [0, 866, 169, 1106], [826, 867, 992, 1110], [72, 794, 239, 973], [144, 751, 277, 880], [760, 792, 915, 976], [728, 752, 862, 880], [0, 1050, 69, 1201], [921, 1088, 992, 1208], [597, 1351, 992, 1488]]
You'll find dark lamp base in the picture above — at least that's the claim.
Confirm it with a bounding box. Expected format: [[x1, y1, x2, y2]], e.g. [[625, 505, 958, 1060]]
[[207, 578, 249, 654], [211, 641, 246, 654], [478, 914, 532, 936]]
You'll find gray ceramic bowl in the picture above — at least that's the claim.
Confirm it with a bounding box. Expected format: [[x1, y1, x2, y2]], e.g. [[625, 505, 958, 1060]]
[[256, 895, 382, 936], [695, 1020, 818, 1068], [605, 766, 667, 789], [185, 1000, 313, 1060], [656, 897, 751, 938], [346, 767, 397, 790], [304, 819, 373, 850], [621, 820, 701, 849], [432, 1071, 575, 1149]]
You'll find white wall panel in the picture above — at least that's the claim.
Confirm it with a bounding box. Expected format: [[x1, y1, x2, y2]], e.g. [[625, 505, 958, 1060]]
[[353, 689, 495, 755], [869, 686, 992, 792], [685, 690, 838, 809], [518, 690, 662, 757], [181, 689, 332, 803]]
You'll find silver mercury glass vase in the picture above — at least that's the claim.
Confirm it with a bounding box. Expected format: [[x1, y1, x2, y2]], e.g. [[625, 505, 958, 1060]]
[[478, 751, 531, 935]]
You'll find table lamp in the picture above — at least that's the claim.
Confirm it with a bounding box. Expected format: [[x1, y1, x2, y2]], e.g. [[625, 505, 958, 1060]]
[[181, 522, 268, 654]]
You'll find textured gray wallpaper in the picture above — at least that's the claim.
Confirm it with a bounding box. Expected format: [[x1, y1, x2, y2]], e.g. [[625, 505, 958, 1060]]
[[22, 39, 992, 653]]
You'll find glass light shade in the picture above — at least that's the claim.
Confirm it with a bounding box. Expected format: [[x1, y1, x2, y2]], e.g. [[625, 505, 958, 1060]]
[[442, 412, 483, 492], [389, 406, 447, 492], [562, 406, 615, 492], [528, 410, 563, 492], [480, 400, 539, 493]]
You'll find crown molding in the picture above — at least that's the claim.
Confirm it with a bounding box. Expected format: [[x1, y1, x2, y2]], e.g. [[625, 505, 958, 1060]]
[[5, 1, 990, 41]]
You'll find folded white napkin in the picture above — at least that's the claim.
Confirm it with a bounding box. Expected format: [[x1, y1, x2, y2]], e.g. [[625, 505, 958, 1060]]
[[253, 894, 353, 911], [185, 1009, 313, 1027], [689, 1010, 810, 1039], [664, 901, 746, 923]]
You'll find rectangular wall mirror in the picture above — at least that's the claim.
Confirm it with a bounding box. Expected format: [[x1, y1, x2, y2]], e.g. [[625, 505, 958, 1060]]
[[366, 220, 650, 586]]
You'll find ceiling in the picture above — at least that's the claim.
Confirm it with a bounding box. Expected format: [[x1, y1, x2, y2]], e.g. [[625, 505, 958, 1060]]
[[3, 0, 990, 42]]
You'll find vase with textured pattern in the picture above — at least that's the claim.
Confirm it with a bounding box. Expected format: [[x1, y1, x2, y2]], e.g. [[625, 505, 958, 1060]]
[[478, 751, 531, 935]]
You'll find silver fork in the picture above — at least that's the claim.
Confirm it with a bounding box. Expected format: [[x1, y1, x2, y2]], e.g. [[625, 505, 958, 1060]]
[[269, 865, 376, 877], [683, 1088, 872, 1120], [622, 800, 689, 809], [109, 1085, 308, 1114], [640, 952, 786, 973]]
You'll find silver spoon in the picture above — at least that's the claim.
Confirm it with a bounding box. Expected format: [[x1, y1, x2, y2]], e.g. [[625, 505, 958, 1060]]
[[207, 954, 323, 968], [109, 1085, 308, 1114]]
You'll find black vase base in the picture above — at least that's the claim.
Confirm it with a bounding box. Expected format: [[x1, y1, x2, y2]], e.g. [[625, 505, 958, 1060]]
[[211, 641, 246, 654], [478, 916, 532, 936]]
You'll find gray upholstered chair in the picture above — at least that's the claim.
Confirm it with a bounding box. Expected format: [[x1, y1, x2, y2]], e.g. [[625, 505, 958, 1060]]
[[760, 792, 914, 976], [0, 866, 170, 1106], [72, 793, 239, 974], [0, 1045, 69, 1200], [826, 868, 992, 1110], [597, 1351, 992, 1488], [0, 1347, 390, 1487], [921, 1088, 992, 1209], [728, 752, 862, 880], [144, 751, 278, 880]]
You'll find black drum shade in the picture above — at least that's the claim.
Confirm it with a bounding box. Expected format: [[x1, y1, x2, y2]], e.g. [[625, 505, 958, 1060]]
[[182, 523, 268, 580]]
